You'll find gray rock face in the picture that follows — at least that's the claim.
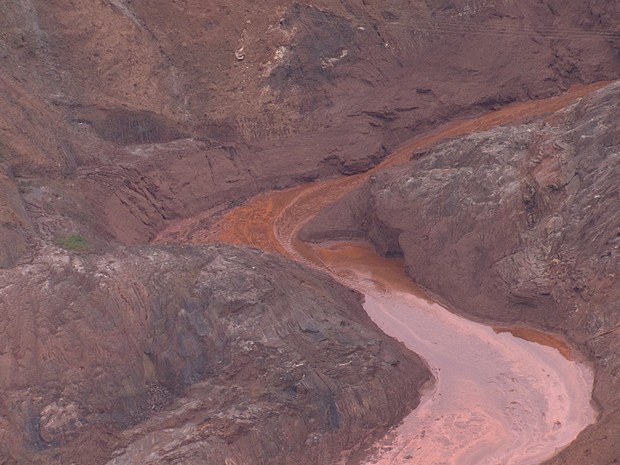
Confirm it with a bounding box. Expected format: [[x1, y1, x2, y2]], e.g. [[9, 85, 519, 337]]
[[302, 81, 620, 465], [0, 243, 430, 464]]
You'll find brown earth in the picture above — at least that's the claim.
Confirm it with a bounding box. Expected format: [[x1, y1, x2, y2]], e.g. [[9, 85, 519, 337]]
[[1, 1, 620, 464], [1, 0, 620, 261], [162, 81, 610, 253], [156, 81, 612, 464], [302, 81, 620, 465]]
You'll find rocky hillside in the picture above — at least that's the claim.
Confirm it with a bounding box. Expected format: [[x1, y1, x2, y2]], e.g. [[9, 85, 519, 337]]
[[0, 243, 430, 464], [302, 80, 620, 465], [1, 1, 620, 464], [1, 0, 619, 266]]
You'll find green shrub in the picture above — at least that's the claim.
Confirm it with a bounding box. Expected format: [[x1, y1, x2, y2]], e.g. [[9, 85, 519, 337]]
[[55, 234, 89, 251]]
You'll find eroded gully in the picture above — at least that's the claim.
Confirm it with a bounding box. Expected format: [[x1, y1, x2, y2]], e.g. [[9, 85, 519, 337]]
[[154, 83, 607, 465]]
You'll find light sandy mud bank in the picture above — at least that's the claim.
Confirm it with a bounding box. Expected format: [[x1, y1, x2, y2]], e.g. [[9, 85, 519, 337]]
[[306, 242, 596, 465], [361, 288, 595, 465]]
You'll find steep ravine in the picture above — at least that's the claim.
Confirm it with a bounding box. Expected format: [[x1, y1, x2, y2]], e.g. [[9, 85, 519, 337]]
[[2, 1, 620, 266], [302, 80, 620, 465], [0, 2, 618, 464]]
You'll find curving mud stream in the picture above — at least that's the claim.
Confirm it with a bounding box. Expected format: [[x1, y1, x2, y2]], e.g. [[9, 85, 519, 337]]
[[155, 84, 606, 464], [308, 242, 594, 465]]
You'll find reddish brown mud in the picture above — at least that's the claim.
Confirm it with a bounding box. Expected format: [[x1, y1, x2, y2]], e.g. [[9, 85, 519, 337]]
[[154, 81, 609, 253], [314, 242, 595, 465]]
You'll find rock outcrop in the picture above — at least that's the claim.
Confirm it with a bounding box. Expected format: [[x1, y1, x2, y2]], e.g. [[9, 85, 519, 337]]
[[302, 80, 620, 465], [0, 244, 430, 464]]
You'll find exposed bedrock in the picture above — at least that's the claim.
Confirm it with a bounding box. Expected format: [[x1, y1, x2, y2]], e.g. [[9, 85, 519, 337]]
[[0, 244, 429, 464], [302, 80, 620, 465]]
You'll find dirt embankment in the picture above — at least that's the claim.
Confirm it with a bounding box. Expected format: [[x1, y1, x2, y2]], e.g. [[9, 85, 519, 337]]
[[302, 81, 620, 465]]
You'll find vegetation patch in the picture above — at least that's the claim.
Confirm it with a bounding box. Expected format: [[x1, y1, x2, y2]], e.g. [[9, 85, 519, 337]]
[[55, 234, 89, 251]]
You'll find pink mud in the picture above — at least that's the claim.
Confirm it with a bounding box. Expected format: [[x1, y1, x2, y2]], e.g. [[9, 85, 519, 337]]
[[315, 243, 596, 465]]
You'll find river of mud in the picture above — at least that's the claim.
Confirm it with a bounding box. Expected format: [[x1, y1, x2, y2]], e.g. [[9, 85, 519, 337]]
[[154, 83, 606, 464], [309, 242, 594, 465]]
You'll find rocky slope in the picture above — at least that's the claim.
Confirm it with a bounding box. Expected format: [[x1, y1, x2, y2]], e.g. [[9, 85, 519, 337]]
[[302, 80, 620, 465], [1, 1, 620, 464], [0, 243, 430, 464], [1, 0, 620, 265]]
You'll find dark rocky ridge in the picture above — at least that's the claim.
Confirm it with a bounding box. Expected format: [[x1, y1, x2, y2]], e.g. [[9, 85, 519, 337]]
[[302, 80, 620, 465], [0, 243, 430, 464]]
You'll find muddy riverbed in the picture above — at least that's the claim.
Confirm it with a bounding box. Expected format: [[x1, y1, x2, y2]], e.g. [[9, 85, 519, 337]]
[[312, 242, 595, 465], [154, 83, 606, 464]]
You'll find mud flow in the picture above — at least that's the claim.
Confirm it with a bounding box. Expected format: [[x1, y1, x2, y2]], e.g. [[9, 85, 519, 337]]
[[311, 242, 594, 465], [155, 83, 605, 464]]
